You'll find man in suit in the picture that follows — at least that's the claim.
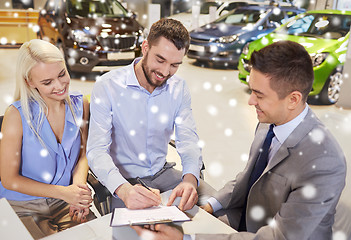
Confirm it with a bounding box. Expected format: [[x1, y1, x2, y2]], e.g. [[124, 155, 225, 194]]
[[132, 41, 347, 239]]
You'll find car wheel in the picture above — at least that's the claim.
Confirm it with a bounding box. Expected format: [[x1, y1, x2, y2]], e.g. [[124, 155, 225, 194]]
[[312, 67, 343, 105]]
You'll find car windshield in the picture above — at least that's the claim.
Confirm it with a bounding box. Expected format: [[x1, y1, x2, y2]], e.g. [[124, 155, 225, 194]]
[[275, 13, 351, 39], [215, 9, 265, 25], [67, 0, 128, 17]]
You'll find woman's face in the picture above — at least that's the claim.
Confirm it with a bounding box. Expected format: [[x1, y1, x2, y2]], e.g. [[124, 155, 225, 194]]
[[28, 61, 70, 103]]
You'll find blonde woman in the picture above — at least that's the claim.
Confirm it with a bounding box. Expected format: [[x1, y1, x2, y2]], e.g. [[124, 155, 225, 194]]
[[0, 39, 95, 239]]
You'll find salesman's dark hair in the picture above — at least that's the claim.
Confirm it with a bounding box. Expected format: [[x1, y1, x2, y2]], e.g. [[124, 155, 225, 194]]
[[250, 40, 314, 101], [147, 18, 190, 53]]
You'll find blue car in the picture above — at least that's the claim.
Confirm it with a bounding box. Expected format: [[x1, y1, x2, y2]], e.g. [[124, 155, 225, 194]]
[[187, 4, 305, 66]]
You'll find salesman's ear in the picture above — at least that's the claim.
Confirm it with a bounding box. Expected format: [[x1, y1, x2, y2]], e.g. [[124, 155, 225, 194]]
[[287, 91, 303, 110]]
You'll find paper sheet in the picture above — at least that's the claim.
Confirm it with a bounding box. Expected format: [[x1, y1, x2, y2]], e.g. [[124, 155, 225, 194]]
[[110, 205, 191, 226]]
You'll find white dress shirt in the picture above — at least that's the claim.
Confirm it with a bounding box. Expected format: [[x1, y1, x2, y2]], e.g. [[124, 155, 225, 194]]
[[87, 58, 203, 195]]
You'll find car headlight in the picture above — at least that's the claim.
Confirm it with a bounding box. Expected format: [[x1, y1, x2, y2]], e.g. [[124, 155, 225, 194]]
[[242, 42, 250, 55], [311, 53, 329, 67], [71, 30, 96, 44], [218, 35, 237, 43]]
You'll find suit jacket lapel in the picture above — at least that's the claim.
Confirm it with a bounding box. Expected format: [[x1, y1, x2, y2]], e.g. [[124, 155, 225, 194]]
[[264, 108, 317, 173]]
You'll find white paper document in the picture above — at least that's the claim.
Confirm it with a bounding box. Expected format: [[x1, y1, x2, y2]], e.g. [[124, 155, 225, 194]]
[[110, 205, 191, 226]]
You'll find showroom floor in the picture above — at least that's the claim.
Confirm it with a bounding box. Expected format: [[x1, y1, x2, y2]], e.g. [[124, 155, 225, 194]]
[[1, 48, 351, 236]]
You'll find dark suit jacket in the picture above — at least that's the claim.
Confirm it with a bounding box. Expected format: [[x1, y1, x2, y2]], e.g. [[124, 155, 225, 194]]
[[196, 107, 346, 240]]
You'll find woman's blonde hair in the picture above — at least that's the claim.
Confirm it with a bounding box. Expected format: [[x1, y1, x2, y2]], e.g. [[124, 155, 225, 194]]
[[14, 39, 77, 145]]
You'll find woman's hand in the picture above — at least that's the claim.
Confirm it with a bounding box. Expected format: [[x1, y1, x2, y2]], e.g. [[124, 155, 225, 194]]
[[69, 205, 90, 223], [61, 183, 93, 208]]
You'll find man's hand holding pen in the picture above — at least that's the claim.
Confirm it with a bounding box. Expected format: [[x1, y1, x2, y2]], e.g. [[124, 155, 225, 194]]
[[115, 179, 162, 209]]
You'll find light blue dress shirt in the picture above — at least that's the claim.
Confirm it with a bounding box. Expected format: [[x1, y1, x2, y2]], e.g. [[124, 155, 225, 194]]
[[0, 93, 83, 201], [87, 58, 202, 195], [208, 104, 309, 212]]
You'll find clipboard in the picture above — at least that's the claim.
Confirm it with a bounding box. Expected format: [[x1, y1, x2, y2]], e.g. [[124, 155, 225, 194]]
[[110, 205, 191, 227]]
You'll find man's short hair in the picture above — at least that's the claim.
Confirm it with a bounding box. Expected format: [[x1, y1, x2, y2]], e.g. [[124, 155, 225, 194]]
[[147, 18, 190, 53], [250, 40, 314, 101]]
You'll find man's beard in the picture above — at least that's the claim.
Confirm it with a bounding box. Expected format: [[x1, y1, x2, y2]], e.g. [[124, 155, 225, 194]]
[[141, 53, 170, 88]]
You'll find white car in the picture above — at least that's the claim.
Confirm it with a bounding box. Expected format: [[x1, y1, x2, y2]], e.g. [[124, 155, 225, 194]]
[[170, 0, 224, 30]]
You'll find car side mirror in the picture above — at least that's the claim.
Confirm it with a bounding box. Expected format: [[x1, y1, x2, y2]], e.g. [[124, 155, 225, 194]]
[[128, 11, 137, 19]]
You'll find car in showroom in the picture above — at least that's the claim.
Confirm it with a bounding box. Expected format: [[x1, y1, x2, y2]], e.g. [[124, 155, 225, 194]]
[[238, 10, 351, 105], [38, 0, 145, 73], [187, 4, 304, 67]]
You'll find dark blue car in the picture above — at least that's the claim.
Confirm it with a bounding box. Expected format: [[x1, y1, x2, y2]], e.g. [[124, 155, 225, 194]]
[[187, 4, 304, 66]]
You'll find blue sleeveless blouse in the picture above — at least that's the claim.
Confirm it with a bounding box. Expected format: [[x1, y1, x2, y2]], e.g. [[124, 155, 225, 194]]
[[0, 93, 83, 201]]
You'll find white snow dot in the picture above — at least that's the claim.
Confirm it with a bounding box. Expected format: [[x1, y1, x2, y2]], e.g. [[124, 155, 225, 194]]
[[312, 165, 316, 169], [0, 37, 7, 45], [302, 184, 317, 199], [229, 98, 237, 107], [42, 171, 52, 182], [129, 130, 136, 136], [203, 82, 212, 90], [197, 140, 205, 148], [299, 151, 303, 156], [140, 230, 155, 240], [207, 105, 218, 116], [76, 118, 83, 127], [94, 98, 101, 104], [0, 132, 2, 140], [150, 105, 159, 113], [267, 218, 277, 228], [159, 114, 169, 124], [309, 128, 325, 143], [138, 153, 146, 161], [208, 161, 223, 177], [224, 128, 233, 136], [261, 37, 269, 45], [95, 75, 102, 82], [250, 205, 265, 221], [80, 76, 86, 81], [67, 57, 75, 66], [273, 7, 281, 15], [214, 84, 223, 92], [132, 92, 140, 100], [241, 153, 249, 162], [40, 149, 48, 157], [11, 183, 18, 189], [4, 94, 13, 105], [175, 117, 183, 124], [32, 25, 40, 33], [333, 231, 346, 240], [1, 219, 8, 226]]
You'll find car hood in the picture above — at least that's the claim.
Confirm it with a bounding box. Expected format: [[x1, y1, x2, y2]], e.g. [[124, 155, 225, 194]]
[[190, 23, 251, 40], [68, 16, 143, 36], [265, 33, 348, 54]]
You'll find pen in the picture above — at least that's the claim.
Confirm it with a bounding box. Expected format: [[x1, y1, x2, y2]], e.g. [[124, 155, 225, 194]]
[[136, 177, 152, 191]]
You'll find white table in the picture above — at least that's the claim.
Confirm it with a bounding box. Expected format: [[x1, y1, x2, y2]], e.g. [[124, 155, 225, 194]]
[[0, 198, 34, 240], [42, 191, 237, 239]]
